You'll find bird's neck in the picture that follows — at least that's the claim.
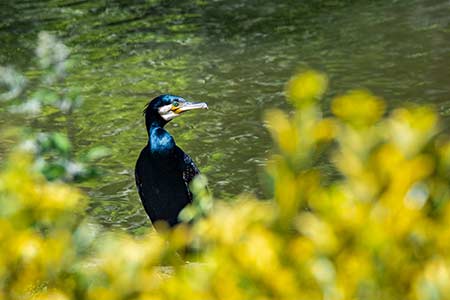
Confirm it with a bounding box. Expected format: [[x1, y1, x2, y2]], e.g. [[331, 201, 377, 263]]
[[148, 123, 175, 156], [146, 112, 167, 131]]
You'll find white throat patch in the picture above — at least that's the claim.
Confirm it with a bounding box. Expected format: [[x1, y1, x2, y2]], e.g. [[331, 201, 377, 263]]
[[158, 104, 178, 121]]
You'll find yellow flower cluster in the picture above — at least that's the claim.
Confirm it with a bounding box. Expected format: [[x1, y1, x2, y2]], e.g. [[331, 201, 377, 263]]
[[0, 71, 449, 300]]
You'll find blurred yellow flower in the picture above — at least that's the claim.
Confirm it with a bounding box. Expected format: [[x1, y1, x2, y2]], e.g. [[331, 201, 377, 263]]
[[389, 106, 438, 157], [265, 109, 299, 155], [332, 89, 385, 127], [0, 70, 449, 300], [286, 70, 328, 106]]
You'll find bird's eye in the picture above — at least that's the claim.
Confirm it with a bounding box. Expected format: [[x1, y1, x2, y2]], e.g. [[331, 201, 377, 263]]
[[172, 100, 179, 107]]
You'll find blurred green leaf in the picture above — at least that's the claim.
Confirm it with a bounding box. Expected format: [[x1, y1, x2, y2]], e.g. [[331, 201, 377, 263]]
[[33, 89, 59, 105], [83, 146, 111, 162], [51, 133, 71, 155], [41, 162, 66, 181]]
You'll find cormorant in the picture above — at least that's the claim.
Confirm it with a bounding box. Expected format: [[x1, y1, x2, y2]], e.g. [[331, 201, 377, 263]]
[[135, 94, 208, 227]]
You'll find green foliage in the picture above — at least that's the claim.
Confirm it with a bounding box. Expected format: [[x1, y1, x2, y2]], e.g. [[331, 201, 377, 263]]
[[0, 32, 109, 182], [26, 132, 109, 182], [179, 174, 213, 223], [1, 68, 449, 299]]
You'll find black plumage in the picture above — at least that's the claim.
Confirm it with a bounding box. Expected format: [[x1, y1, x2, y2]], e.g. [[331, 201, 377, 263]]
[[135, 94, 207, 227]]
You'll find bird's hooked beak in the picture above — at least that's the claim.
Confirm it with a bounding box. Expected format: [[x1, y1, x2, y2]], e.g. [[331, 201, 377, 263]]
[[158, 100, 208, 121], [172, 101, 208, 114]]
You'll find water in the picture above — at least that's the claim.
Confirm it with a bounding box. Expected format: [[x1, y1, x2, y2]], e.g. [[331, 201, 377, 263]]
[[1, 0, 449, 231]]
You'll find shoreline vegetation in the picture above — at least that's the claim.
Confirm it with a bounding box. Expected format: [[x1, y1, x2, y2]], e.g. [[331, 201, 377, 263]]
[[1, 33, 450, 300]]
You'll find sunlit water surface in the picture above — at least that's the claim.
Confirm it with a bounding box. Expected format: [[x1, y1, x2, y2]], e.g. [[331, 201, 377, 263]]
[[1, 0, 449, 232]]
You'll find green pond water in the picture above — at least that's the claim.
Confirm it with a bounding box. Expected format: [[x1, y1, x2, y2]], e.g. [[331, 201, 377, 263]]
[[0, 0, 449, 232]]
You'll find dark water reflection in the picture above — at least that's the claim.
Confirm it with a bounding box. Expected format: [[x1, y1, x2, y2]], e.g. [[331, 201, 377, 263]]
[[0, 0, 449, 231]]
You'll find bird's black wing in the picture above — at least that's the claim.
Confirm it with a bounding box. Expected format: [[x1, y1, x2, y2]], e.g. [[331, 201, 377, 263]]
[[175, 146, 200, 200], [182, 152, 200, 184]]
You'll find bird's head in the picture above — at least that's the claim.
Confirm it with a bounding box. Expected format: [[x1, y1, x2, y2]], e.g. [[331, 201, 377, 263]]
[[144, 94, 208, 129]]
